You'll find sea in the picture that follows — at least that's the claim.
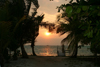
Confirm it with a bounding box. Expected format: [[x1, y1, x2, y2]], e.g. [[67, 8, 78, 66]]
[[18, 45, 95, 56]]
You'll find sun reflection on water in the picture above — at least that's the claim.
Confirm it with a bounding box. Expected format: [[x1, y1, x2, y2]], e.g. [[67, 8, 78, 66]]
[[39, 46, 52, 56], [45, 51, 49, 56]]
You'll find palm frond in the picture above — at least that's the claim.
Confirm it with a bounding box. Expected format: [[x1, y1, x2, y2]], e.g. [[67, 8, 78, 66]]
[[68, 38, 75, 49], [61, 32, 73, 45], [40, 22, 55, 32]]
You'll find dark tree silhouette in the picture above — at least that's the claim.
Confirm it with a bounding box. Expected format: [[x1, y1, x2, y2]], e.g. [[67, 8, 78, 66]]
[[56, 0, 100, 58]]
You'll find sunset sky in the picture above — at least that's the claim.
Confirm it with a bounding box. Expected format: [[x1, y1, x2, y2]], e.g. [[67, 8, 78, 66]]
[[37, 0, 69, 22], [30, 0, 70, 46]]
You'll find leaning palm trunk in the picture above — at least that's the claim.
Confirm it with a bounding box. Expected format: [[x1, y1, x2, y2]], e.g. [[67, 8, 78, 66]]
[[61, 34, 79, 58], [68, 39, 78, 58], [31, 37, 36, 56], [20, 43, 28, 58], [26, 0, 31, 16], [20, 38, 28, 58], [70, 43, 78, 58]]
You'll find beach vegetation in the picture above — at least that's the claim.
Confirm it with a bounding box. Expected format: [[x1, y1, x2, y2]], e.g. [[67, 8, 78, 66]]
[[56, 0, 100, 58], [0, 0, 44, 62], [0, 0, 28, 60]]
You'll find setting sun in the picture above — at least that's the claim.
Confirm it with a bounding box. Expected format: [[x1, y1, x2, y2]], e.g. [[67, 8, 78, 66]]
[[45, 32, 51, 36]]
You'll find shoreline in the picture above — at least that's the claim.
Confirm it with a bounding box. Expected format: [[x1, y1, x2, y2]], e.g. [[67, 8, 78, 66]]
[[25, 55, 100, 58]]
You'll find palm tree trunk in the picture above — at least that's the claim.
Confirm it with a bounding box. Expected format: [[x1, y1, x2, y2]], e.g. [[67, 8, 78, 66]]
[[71, 43, 78, 58], [31, 37, 36, 56], [26, 0, 31, 16], [20, 38, 28, 58]]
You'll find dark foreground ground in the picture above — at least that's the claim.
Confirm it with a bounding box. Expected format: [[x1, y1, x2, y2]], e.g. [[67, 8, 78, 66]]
[[4, 56, 100, 67]]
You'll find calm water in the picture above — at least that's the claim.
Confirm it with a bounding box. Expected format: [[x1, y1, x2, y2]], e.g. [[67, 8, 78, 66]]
[[18, 45, 94, 56]]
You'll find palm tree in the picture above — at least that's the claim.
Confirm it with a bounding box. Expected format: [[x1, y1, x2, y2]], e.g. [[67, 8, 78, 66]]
[[56, 0, 100, 57], [56, 1, 91, 57], [25, 14, 44, 56], [11, 0, 40, 57], [57, 16, 84, 57], [0, 0, 28, 59], [22, 0, 40, 56], [0, 0, 40, 60], [24, 0, 55, 56]]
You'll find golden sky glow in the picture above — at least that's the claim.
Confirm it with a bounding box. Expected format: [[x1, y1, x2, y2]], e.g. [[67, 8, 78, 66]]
[[35, 28, 67, 46], [29, 0, 70, 46], [45, 32, 51, 36]]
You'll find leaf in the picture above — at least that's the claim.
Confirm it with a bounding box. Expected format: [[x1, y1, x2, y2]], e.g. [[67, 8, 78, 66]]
[[66, 6, 72, 13], [89, 6, 96, 11], [73, 15, 76, 20], [84, 30, 93, 38], [58, 8, 60, 12], [82, 6, 88, 11], [98, 12, 100, 16], [66, 6, 73, 17], [76, 8, 81, 13]]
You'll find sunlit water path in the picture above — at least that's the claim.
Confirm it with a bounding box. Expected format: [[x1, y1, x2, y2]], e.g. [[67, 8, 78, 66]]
[[18, 45, 95, 56]]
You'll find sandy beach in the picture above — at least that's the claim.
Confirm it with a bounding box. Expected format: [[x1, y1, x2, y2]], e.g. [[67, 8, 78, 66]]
[[4, 56, 100, 67]]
